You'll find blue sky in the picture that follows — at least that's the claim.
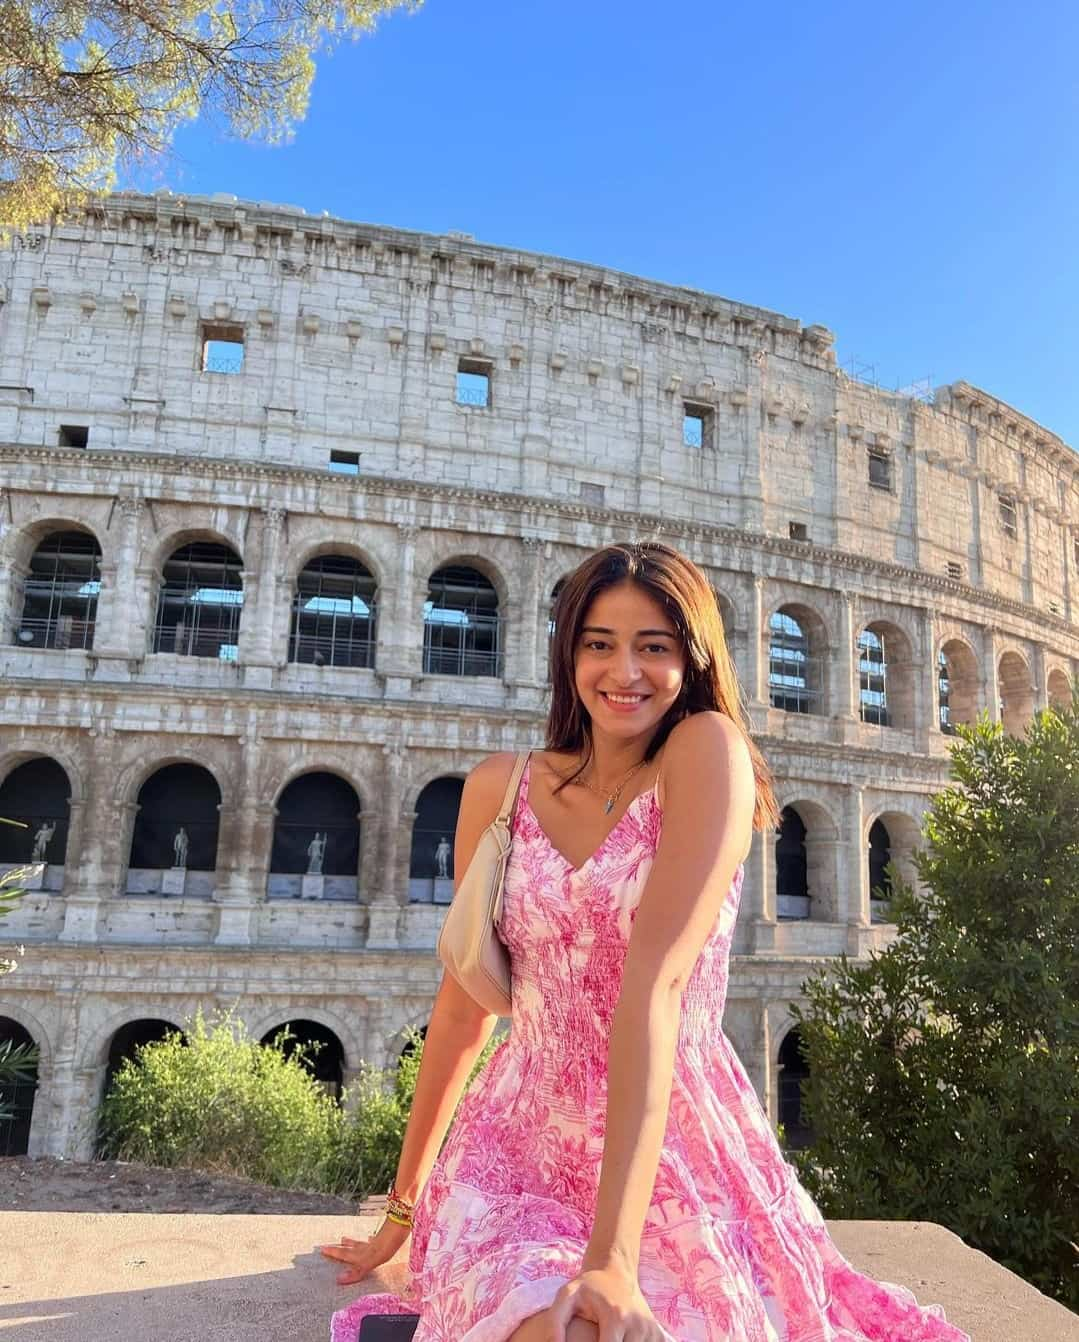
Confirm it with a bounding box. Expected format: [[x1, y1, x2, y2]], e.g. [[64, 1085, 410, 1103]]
[[137, 0, 1079, 447]]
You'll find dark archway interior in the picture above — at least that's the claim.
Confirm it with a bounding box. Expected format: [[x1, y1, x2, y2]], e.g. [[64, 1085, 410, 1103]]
[[18, 529, 101, 651], [270, 772, 360, 876], [261, 1019, 345, 1098], [868, 818, 893, 899], [130, 763, 222, 870], [104, 1019, 182, 1095], [775, 806, 808, 899], [0, 1017, 38, 1156], [410, 778, 464, 878], [0, 758, 71, 865], [778, 1028, 812, 1150]]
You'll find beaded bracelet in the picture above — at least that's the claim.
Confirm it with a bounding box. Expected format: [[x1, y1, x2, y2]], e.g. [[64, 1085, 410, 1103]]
[[385, 1183, 415, 1229]]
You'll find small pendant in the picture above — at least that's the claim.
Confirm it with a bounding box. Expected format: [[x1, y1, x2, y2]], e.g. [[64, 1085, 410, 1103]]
[[604, 798, 615, 814]]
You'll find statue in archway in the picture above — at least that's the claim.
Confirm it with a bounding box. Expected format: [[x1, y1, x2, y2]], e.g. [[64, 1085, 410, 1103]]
[[172, 827, 189, 870], [435, 835, 452, 879], [306, 831, 327, 876], [31, 821, 56, 864]]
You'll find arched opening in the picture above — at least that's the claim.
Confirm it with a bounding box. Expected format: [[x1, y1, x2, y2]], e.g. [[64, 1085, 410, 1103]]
[[399, 1024, 428, 1066], [104, 1019, 182, 1097], [409, 777, 464, 904], [998, 651, 1034, 738], [16, 529, 101, 650], [1048, 668, 1073, 711], [858, 622, 914, 730], [289, 554, 378, 668], [0, 1018, 39, 1156], [868, 818, 893, 921], [545, 577, 568, 683], [423, 565, 503, 677], [153, 541, 244, 661], [260, 1020, 345, 1099], [769, 607, 823, 714], [775, 806, 809, 919], [269, 772, 360, 900], [938, 640, 980, 734], [0, 759, 71, 881], [127, 763, 221, 894], [777, 1028, 812, 1149]]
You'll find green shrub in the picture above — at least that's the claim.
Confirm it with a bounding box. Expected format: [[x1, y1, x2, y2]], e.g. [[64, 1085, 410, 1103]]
[[98, 1012, 507, 1200], [791, 691, 1079, 1310]]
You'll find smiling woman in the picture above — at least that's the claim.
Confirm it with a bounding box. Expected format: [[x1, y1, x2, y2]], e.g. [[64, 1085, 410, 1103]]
[[324, 541, 971, 1342]]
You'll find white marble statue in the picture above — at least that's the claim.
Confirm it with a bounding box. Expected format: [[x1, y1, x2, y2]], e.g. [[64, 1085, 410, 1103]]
[[435, 835, 452, 879], [31, 820, 56, 864], [172, 826, 189, 870], [306, 831, 327, 876]]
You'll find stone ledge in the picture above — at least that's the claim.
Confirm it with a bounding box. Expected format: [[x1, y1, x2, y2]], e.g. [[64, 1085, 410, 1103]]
[[0, 1211, 1075, 1341]]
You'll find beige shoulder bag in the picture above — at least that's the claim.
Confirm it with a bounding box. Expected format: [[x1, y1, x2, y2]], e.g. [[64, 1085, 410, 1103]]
[[436, 751, 530, 1018]]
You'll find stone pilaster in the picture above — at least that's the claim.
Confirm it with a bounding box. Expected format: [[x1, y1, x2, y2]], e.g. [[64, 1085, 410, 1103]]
[[241, 504, 286, 687]]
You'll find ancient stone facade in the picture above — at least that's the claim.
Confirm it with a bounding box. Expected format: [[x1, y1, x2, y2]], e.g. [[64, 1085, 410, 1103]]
[[0, 192, 1076, 1160]]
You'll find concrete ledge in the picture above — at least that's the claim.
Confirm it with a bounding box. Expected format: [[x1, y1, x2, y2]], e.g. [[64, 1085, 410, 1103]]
[[0, 1211, 1075, 1341]]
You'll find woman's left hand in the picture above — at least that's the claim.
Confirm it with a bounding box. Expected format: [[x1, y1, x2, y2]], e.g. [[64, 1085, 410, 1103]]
[[545, 1263, 673, 1341]]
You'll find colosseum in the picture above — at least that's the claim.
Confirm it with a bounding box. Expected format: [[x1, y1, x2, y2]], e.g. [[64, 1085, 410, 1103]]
[[0, 190, 1076, 1160]]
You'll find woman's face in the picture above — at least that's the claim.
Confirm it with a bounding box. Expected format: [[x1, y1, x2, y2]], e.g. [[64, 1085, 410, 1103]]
[[573, 580, 686, 740]]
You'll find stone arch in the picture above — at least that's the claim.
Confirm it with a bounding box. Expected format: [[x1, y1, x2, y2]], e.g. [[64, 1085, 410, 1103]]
[[0, 743, 86, 805], [409, 775, 465, 903], [864, 807, 923, 922], [0, 1016, 40, 1156], [424, 550, 511, 611], [151, 535, 245, 660], [258, 1018, 347, 1098], [0, 756, 73, 867], [113, 750, 230, 809], [774, 797, 839, 922], [104, 1018, 186, 1093], [0, 1001, 53, 1070], [269, 770, 361, 895], [285, 537, 386, 592], [81, 1004, 187, 1072], [998, 649, 1034, 737], [248, 1003, 362, 1075], [288, 552, 378, 670], [264, 753, 373, 816], [12, 526, 103, 652], [857, 618, 915, 730], [776, 1024, 812, 1149], [1047, 666, 1072, 711], [937, 636, 981, 733], [147, 525, 246, 575], [3, 515, 106, 570], [128, 762, 223, 879], [384, 1009, 434, 1070], [767, 601, 829, 715], [423, 558, 507, 678]]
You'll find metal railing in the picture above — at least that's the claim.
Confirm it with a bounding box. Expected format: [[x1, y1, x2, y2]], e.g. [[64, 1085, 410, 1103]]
[[12, 614, 96, 651]]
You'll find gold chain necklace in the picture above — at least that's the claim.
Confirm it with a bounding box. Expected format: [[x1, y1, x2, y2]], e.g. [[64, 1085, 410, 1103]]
[[562, 758, 648, 815]]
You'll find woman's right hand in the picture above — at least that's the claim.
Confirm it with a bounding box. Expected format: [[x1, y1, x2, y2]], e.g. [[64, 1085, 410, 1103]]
[[320, 1217, 412, 1286]]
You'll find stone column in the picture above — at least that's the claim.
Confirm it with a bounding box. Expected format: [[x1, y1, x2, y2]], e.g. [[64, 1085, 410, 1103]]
[[214, 734, 260, 946], [747, 826, 777, 952], [366, 744, 406, 948], [59, 743, 124, 941], [511, 537, 544, 690], [914, 608, 938, 752], [358, 805, 382, 902], [834, 593, 859, 743], [983, 628, 1002, 724], [90, 495, 144, 661], [749, 576, 767, 705], [1030, 642, 1047, 712], [242, 504, 286, 689], [844, 787, 869, 949], [378, 524, 423, 689]]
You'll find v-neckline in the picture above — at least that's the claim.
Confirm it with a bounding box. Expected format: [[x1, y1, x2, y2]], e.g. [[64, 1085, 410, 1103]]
[[520, 758, 658, 876]]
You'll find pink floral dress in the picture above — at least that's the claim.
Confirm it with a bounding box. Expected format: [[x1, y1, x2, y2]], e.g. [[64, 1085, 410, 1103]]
[[331, 757, 969, 1342]]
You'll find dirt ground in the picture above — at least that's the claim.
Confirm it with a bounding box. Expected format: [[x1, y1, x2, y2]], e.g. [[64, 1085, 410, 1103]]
[[0, 1155, 381, 1216]]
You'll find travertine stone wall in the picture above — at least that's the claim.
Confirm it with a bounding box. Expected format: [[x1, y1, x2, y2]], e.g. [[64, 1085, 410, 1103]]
[[0, 193, 1076, 1157]]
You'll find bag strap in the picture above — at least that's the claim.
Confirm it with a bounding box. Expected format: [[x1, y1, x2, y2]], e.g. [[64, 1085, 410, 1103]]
[[495, 751, 531, 827]]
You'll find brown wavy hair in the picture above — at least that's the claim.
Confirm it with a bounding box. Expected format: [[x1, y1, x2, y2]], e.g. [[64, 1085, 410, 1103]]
[[545, 541, 780, 831]]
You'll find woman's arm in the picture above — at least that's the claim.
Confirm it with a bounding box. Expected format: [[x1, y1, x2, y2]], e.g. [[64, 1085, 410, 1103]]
[[582, 713, 755, 1275], [391, 753, 519, 1202]]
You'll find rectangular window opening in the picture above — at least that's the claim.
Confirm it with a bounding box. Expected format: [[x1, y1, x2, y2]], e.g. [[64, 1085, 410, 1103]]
[[201, 322, 245, 374], [58, 424, 89, 448], [945, 561, 963, 580], [456, 359, 491, 408], [868, 449, 891, 489], [329, 449, 360, 475], [789, 521, 809, 542], [579, 481, 605, 505], [998, 494, 1018, 539], [682, 402, 714, 450]]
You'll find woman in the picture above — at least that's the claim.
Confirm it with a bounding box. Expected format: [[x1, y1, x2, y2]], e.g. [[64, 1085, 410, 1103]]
[[323, 542, 969, 1342]]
